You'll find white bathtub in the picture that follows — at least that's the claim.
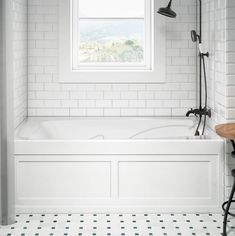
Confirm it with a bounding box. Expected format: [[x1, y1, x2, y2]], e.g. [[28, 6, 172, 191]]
[[14, 117, 224, 213]]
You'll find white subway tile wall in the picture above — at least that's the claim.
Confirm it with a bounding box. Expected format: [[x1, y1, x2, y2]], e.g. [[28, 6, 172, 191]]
[[202, 0, 227, 127], [27, 0, 197, 117], [226, 0, 235, 201], [13, 0, 28, 128], [203, 0, 235, 201]]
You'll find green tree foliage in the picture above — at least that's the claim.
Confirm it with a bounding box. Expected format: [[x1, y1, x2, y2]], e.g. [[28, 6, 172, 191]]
[[79, 39, 144, 63]]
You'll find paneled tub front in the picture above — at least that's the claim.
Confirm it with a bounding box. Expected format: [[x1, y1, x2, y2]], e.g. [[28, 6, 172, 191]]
[[14, 118, 224, 213]]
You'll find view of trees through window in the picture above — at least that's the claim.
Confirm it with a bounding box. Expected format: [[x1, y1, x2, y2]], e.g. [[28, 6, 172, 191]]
[[79, 20, 144, 64]]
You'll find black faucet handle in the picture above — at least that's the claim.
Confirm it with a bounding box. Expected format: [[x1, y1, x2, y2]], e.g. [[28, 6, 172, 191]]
[[206, 108, 211, 118]]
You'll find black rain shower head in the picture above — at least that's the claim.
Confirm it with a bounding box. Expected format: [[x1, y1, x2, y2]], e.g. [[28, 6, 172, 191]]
[[157, 0, 177, 18]]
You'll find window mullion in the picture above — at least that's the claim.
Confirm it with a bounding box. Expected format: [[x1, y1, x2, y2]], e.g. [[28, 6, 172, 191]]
[[78, 17, 145, 20]]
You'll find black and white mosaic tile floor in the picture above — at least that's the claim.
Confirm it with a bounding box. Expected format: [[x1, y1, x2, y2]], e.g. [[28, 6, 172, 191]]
[[0, 213, 234, 236]]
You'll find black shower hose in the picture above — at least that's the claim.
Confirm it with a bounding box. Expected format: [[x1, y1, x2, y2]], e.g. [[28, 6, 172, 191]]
[[195, 114, 202, 136], [194, 54, 208, 136], [202, 55, 207, 135]]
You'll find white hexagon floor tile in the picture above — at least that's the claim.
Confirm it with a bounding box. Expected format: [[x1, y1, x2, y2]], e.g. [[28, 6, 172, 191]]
[[0, 213, 234, 236]]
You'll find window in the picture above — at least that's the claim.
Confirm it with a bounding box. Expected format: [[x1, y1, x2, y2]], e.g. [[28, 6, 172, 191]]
[[73, 0, 150, 71], [78, 19, 145, 65], [59, 0, 165, 83]]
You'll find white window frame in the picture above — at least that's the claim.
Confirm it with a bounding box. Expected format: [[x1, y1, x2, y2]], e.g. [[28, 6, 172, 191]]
[[59, 0, 166, 83], [72, 0, 151, 71]]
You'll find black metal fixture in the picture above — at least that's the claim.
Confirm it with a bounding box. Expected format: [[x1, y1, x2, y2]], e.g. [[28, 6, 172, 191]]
[[158, 0, 211, 136], [215, 124, 235, 236], [187, 27, 211, 136], [191, 30, 200, 43], [222, 140, 235, 236], [157, 0, 176, 18], [223, 167, 235, 236]]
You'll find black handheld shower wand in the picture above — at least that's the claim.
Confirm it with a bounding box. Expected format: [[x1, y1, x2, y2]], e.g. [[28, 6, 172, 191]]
[[191, 30, 201, 43]]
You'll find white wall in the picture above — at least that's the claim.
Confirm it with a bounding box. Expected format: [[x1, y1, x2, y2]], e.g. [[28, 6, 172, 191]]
[[202, 0, 235, 201], [225, 0, 235, 200], [13, 0, 28, 128], [0, 0, 4, 224], [1, 0, 16, 225], [202, 0, 227, 127], [27, 0, 197, 117]]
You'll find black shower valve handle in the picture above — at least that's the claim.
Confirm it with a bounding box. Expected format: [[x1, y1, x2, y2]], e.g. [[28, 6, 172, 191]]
[[186, 107, 211, 118], [206, 108, 211, 118], [200, 52, 209, 58]]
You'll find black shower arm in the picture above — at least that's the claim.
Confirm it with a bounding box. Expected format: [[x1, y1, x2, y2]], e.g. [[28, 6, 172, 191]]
[[167, 0, 173, 8], [198, 0, 202, 42]]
